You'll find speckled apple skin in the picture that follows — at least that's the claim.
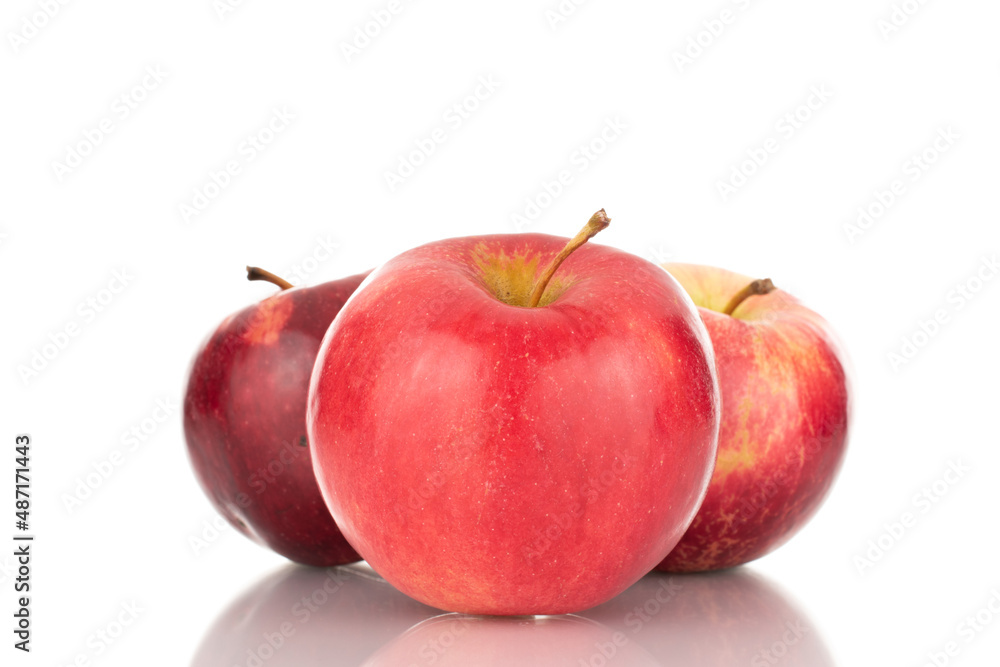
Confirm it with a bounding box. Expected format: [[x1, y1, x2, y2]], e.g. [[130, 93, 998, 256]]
[[184, 273, 369, 567], [308, 235, 720, 615], [656, 263, 850, 572]]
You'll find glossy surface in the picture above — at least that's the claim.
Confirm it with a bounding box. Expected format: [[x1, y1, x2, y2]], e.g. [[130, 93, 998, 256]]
[[192, 563, 834, 666], [308, 235, 720, 614], [362, 614, 662, 666], [658, 264, 850, 572], [190, 563, 437, 667], [184, 273, 369, 566], [581, 569, 835, 666]]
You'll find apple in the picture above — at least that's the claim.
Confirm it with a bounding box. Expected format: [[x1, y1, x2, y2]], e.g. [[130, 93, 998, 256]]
[[308, 211, 721, 614], [655, 263, 850, 572], [183, 267, 369, 566]]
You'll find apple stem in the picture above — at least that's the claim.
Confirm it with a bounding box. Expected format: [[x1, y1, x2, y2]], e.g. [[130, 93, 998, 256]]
[[528, 209, 611, 308], [722, 278, 776, 316], [246, 266, 294, 291]]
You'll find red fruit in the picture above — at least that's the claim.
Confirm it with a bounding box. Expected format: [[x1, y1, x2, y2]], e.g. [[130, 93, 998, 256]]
[[184, 268, 369, 566], [308, 212, 720, 614], [656, 263, 850, 572]]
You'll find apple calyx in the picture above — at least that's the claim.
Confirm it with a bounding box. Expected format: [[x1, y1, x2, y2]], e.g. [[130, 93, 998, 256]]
[[528, 209, 610, 308], [722, 278, 775, 316], [246, 266, 294, 291]]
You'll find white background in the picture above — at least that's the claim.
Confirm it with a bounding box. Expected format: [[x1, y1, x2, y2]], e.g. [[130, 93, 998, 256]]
[[2, 0, 999, 665]]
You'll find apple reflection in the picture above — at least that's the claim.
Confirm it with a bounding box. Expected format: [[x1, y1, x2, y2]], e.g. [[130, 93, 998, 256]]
[[190, 563, 438, 667], [360, 614, 662, 667], [193, 564, 833, 667], [579, 569, 835, 666]]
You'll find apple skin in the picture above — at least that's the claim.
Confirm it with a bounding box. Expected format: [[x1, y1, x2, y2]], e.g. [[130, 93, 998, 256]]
[[183, 272, 369, 567], [655, 263, 850, 572], [308, 234, 720, 615]]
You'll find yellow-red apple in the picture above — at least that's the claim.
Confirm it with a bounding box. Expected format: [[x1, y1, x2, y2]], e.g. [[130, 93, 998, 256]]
[[656, 263, 850, 572]]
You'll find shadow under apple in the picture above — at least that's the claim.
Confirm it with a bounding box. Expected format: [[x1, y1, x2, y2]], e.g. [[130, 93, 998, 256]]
[[192, 564, 834, 667], [578, 568, 836, 666], [189, 562, 439, 667], [360, 613, 663, 667]]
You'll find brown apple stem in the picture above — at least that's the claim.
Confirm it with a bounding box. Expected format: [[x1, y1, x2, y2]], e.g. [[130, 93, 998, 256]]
[[722, 278, 776, 315], [528, 209, 610, 308], [246, 266, 293, 291]]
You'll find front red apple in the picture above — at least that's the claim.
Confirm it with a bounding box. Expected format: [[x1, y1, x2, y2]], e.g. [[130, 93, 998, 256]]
[[308, 216, 720, 615]]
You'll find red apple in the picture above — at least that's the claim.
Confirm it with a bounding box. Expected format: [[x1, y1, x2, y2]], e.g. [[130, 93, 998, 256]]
[[655, 263, 850, 572], [308, 211, 720, 614], [184, 267, 369, 566]]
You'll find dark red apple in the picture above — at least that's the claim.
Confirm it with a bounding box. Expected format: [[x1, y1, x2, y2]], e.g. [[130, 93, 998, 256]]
[[184, 267, 369, 566], [308, 211, 721, 614], [656, 263, 850, 572]]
